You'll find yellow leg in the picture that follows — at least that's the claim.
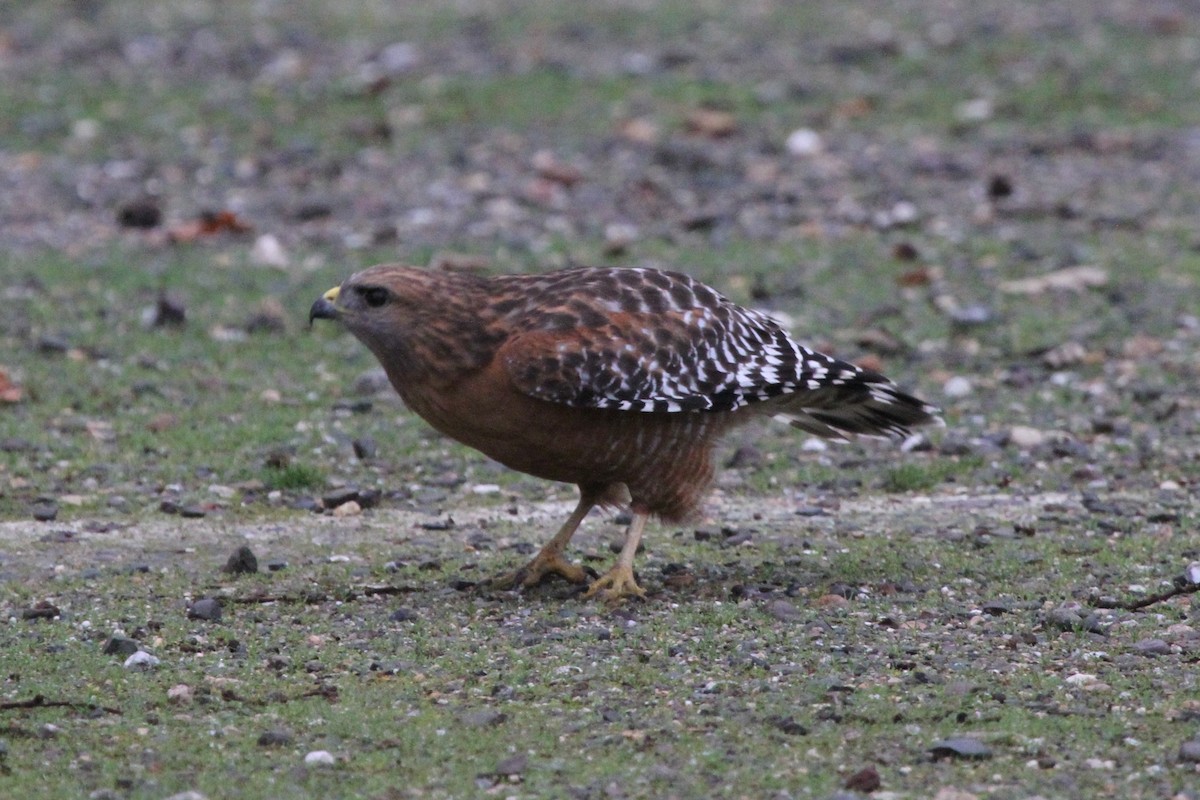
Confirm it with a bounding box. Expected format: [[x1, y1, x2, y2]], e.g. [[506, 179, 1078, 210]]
[[491, 495, 595, 589], [584, 510, 648, 602]]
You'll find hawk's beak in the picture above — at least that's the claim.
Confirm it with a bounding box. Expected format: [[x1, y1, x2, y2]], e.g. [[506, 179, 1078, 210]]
[[309, 286, 340, 326]]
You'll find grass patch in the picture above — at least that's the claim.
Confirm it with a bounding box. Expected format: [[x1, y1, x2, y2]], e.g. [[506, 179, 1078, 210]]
[[264, 463, 326, 491]]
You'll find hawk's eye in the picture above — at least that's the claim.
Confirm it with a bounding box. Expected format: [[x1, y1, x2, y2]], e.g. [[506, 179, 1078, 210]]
[[361, 286, 389, 308]]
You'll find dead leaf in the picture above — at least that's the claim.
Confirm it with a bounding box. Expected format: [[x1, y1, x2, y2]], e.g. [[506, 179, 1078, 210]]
[[844, 766, 881, 792], [616, 117, 659, 144], [832, 95, 874, 120], [147, 413, 179, 433], [685, 108, 738, 138], [999, 265, 1108, 295], [0, 367, 23, 403], [1122, 333, 1164, 359], [168, 210, 253, 243], [531, 150, 584, 186]]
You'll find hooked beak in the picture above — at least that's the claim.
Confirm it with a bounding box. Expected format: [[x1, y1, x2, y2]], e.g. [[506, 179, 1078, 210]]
[[309, 286, 341, 326]]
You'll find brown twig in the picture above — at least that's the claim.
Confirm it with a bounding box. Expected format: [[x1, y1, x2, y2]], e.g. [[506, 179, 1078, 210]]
[[0, 694, 122, 715], [1091, 579, 1200, 611], [227, 584, 418, 605]]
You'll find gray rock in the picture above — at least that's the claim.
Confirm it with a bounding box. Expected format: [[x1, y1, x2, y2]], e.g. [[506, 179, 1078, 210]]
[[103, 636, 140, 656], [187, 598, 223, 622], [123, 650, 160, 669], [257, 729, 294, 747], [929, 736, 992, 759], [223, 545, 258, 574]]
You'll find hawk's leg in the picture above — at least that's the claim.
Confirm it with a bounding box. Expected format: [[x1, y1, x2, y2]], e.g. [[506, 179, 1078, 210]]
[[584, 509, 648, 602], [491, 494, 596, 589]]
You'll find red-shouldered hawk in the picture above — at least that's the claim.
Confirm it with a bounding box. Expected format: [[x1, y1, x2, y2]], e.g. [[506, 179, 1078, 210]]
[[310, 264, 939, 601]]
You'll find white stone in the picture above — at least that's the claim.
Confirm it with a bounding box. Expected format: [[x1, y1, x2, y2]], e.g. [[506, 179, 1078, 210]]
[[1009, 425, 1045, 449], [942, 376, 972, 398], [785, 128, 823, 156], [251, 234, 289, 268], [123, 651, 160, 669], [304, 750, 336, 766]]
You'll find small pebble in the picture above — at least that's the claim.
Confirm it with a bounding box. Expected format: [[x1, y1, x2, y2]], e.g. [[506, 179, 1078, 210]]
[[223, 545, 258, 574], [785, 128, 823, 156], [1009, 425, 1046, 449], [187, 598, 223, 622], [332, 500, 362, 517], [167, 684, 193, 704], [322, 487, 360, 509], [942, 376, 973, 398], [929, 737, 992, 760], [123, 650, 160, 669], [352, 437, 377, 460], [103, 636, 140, 656], [257, 729, 294, 747], [304, 750, 336, 766], [31, 502, 58, 522], [1133, 638, 1172, 656], [765, 599, 803, 622], [1179, 739, 1200, 763]]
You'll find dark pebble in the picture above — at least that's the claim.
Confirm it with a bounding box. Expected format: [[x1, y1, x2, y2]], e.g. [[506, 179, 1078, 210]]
[[31, 503, 58, 522], [725, 444, 764, 468], [21, 601, 61, 620], [981, 599, 1013, 615], [390, 607, 417, 622], [332, 398, 374, 414], [267, 560, 288, 572], [322, 487, 360, 509], [179, 504, 207, 519], [103, 636, 140, 656], [187, 598, 223, 622], [1179, 739, 1200, 763], [244, 311, 286, 335], [1133, 638, 1172, 656], [358, 487, 382, 508], [938, 436, 975, 456], [769, 715, 808, 736], [929, 737, 992, 760], [693, 527, 717, 541], [720, 530, 753, 548], [223, 545, 258, 574], [153, 291, 187, 328], [352, 437, 377, 460], [117, 199, 162, 228], [292, 201, 333, 221], [1, 437, 37, 453], [843, 765, 881, 792], [36, 334, 70, 354], [257, 729, 294, 747], [794, 506, 827, 517], [827, 582, 857, 599], [1051, 439, 1091, 459]]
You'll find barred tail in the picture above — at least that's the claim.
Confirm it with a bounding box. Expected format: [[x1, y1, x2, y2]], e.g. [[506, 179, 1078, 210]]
[[773, 373, 941, 440]]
